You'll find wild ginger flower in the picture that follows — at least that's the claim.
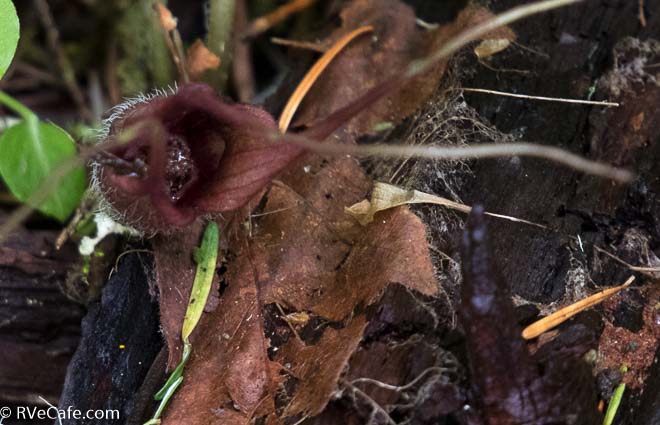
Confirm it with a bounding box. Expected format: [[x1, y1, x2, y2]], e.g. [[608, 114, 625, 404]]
[[92, 84, 303, 233]]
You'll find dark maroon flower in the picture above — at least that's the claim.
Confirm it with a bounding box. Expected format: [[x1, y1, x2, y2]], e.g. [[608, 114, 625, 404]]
[[94, 84, 304, 233]]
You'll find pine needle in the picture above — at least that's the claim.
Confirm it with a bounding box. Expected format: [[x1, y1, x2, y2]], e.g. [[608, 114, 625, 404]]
[[454, 87, 619, 107], [521, 275, 635, 340], [278, 25, 374, 133]]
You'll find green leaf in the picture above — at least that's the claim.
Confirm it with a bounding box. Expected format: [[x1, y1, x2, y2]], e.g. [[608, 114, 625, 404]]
[[0, 116, 86, 222], [182, 221, 219, 341], [147, 222, 219, 424], [0, 0, 20, 80]]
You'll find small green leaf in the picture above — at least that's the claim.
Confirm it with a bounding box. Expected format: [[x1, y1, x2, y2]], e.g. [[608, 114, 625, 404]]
[[0, 116, 86, 222], [182, 221, 219, 341], [147, 222, 219, 424], [0, 0, 20, 80]]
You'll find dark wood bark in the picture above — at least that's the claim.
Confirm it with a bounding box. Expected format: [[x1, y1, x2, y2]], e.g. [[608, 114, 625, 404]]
[[56, 253, 162, 425], [450, 1, 660, 423], [0, 218, 83, 414]]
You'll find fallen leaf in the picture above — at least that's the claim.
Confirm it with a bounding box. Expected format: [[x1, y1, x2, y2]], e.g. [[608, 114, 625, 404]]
[[474, 38, 512, 58], [291, 0, 514, 134], [346, 181, 470, 225], [152, 223, 204, 369], [256, 175, 436, 323], [278, 316, 368, 417], [468, 6, 515, 58], [347, 181, 547, 230], [160, 236, 279, 425], [154, 149, 438, 423], [186, 39, 221, 81]]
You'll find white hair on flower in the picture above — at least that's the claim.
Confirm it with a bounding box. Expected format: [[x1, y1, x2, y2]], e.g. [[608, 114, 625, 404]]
[[89, 83, 178, 236], [96, 83, 179, 142]]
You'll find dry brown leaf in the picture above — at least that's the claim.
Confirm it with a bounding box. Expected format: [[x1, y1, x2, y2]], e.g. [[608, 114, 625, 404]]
[[151, 224, 205, 369], [257, 173, 436, 323], [156, 151, 437, 422], [161, 237, 280, 424], [186, 39, 221, 81], [346, 182, 470, 225], [278, 316, 368, 417], [292, 0, 513, 134]]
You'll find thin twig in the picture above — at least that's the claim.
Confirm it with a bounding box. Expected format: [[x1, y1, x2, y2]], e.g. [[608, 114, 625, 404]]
[[406, 0, 583, 79], [453, 87, 619, 107], [477, 59, 532, 75], [34, 0, 91, 121], [232, 0, 256, 102], [278, 25, 374, 132], [512, 41, 549, 58], [594, 246, 660, 275], [522, 275, 635, 339], [274, 303, 304, 344], [110, 249, 153, 278], [243, 0, 317, 39], [270, 37, 327, 52], [13, 62, 61, 86], [638, 0, 646, 27], [154, 3, 189, 83], [281, 132, 634, 183]]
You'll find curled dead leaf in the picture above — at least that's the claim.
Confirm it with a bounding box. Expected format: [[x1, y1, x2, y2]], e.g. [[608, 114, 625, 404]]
[[346, 182, 547, 230], [346, 182, 469, 225], [474, 38, 512, 58]]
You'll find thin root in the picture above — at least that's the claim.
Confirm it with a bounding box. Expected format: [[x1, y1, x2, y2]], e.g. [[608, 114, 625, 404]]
[[283, 133, 634, 183], [452, 87, 619, 107]]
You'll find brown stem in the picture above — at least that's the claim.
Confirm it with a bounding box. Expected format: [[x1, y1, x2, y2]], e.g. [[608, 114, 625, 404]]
[[33, 0, 91, 122]]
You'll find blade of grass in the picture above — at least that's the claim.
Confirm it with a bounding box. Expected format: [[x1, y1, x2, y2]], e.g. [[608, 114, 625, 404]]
[[146, 221, 219, 423], [182, 221, 219, 340], [603, 366, 628, 425]]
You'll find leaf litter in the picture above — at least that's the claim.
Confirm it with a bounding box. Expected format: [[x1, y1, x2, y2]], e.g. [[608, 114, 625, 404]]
[[149, 1, 506, 420], [4, 0, 650, 423], [291, 0, 515, 135], [128, 1, 641, 423]]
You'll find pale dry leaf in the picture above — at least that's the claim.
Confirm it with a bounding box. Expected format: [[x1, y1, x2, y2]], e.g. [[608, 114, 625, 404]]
[[474, 38, 512, 58], [346, 182, 469, 225], [346, 182, 547, 230]]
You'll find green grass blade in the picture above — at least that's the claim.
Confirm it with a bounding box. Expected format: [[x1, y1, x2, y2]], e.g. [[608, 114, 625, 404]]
[[182, 221, 219, 342], [147, 221, 219, 423]]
